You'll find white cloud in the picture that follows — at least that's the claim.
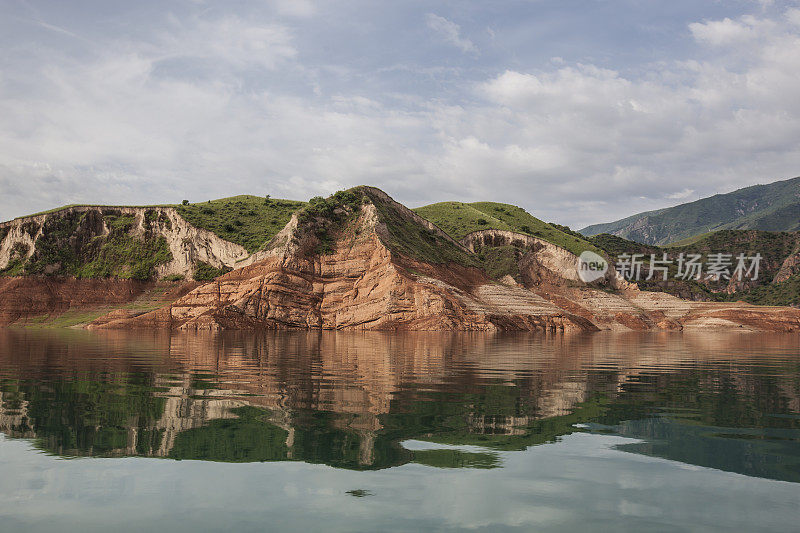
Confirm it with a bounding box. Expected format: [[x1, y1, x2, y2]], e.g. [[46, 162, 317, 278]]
[[689, 17, 759, 46], [425, 14, 478, 54], [1, 6, 800, 229], [786, 8, 800, 26], [156, 15, 297, 69]]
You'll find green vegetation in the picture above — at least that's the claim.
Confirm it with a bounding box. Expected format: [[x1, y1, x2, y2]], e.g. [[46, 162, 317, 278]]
[[414, 201, 602, 257], [589, 230, 800, 305], [365, 190, 480, 267], [169, 406, 289, 463], [75, 232, 173, 281], [193, 261, 231, 281], [0, 242, 29, 276], [7, 210, 173, 280], [671, 230, 797, 284], [176, 195, 305, 253], [297, 189, 368, 254], [733, 272, 800, 306], [19, 210, 83, 275], [71, 214, 172, 280], [580, 175, 800, 245], [475, 245, 520, 280]]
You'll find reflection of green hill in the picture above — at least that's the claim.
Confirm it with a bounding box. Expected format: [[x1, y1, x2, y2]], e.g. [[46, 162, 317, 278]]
[[2, 377, 166, 457], [611, 418, 800, 483], [2, 361, 800, 480], [415, 395, 610, 451], [169, 407, 288, 462]]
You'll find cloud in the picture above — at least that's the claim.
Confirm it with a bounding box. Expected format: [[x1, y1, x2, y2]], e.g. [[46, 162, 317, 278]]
[[689, 17, 758, 46], [425, 14, 478, 54], [688, 16, 777, 47], [155, 15, 297, 70], [1, 5, 800, 229]]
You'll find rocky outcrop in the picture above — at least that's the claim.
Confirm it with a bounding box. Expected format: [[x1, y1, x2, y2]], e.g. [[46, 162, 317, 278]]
[[95, 193, 596, 332], [774, 251, 800, 284], [92, 188, 800, 333], [461, 229, 632, 290], [0, 205, 249, 278]]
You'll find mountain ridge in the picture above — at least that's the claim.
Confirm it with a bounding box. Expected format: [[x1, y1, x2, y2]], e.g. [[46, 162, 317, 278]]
[[579, 175, 800, 245]]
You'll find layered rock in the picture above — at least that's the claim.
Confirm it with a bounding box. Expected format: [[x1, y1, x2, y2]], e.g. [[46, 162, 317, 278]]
[[0, 205, 249, 278], [92, 188, 800, 333], [3, 188, 800, 333], [461, 229, 632, 290], [0, 276, 200, 326], [95, 190, 595, 332]]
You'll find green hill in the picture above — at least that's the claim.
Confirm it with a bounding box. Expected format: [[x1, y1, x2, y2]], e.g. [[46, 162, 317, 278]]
[[588, 230, 800, 305], [176, 195, 306, 253], [414, 201, 602, 257], [579, 176, 800, 245]]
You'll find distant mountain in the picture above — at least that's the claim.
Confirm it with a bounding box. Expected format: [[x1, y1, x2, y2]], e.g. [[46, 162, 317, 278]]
[[579, 176, 800, 245]]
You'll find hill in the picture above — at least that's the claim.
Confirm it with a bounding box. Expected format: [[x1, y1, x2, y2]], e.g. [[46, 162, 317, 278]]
[[587, 230, 800, 306], [579, 176, 800, 245], [2, 187, 800, 331], [414, 201, 602, 257], [176, 195, 305, 253]]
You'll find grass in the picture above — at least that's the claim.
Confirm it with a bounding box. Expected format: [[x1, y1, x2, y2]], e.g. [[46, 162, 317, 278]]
[[193, 261, 231, 281], [176, 195, 306, 253], [476, 245, 520, 280], [297, 189, 368, 254], [365, 190, 480, 267], [414, 201, 603, 257], [17, 282, 190, 328], [3, 195, 307, 256], [4, 210, 174, 281], [21, 309, 114, 329]]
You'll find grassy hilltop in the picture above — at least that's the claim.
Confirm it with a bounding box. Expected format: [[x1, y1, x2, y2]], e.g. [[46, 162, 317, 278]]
[[413, 201, 602, 257], [176, 195, 306, 253]]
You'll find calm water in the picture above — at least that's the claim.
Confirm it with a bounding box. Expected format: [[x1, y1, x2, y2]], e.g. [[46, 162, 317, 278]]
[[0, 330, 799, 532]]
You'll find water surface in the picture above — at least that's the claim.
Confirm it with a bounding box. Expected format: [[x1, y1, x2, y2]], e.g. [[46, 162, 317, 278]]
[[1, 330, 799, 532]]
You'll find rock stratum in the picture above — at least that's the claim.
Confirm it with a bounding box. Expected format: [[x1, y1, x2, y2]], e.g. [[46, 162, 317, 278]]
[[0, 205, 247, 279], [79, 187, 800, 332], [2, 186, 799, 332]]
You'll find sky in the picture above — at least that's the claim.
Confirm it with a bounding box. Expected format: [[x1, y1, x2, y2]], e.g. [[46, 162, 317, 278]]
[[1, 0, 800, 229]]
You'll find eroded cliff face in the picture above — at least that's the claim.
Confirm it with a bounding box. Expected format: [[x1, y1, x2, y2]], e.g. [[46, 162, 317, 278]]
[[4, 189, 800, 333], [0, 206, 248, 279], [92, 190, 800, 333], [96, 203, 594, 332], [461, 229, 631, 290]]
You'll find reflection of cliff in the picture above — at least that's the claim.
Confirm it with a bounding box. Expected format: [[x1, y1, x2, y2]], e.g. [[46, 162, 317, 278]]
[[1, 330, 799, 477]]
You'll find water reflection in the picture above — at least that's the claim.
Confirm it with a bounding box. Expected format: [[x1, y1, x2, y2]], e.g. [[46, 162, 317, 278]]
[[0, 329, 799, 481]]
